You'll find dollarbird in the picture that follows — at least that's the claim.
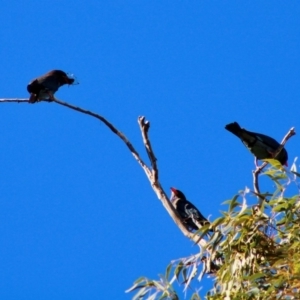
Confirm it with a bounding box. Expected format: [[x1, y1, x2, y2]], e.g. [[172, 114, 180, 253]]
[[27, 70, 76, 103], [170, 187, 213, 232], [225, 122, 288, 166]]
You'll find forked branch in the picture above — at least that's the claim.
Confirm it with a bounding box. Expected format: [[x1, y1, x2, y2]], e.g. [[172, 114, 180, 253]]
[[253, 127, 296, 206], [0, 97, 206, 247]]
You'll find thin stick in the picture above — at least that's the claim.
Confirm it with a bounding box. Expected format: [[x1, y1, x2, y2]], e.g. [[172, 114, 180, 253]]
[[0, 98, 30, 103], [0, 97, 206, 246], [53, 99, 207, 246], [138, 117, 158, 181], [53, 98, 153, 177]]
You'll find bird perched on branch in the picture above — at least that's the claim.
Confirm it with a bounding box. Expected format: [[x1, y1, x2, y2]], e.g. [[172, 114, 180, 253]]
[[27, 70, 77, 103], [225, 122, 288, 166], [170, 187, 212, 232]]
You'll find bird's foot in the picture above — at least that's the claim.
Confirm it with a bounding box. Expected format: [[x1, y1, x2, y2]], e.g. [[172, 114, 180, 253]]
[[28, 94, 38, 104], [47, 91, 56, 101]]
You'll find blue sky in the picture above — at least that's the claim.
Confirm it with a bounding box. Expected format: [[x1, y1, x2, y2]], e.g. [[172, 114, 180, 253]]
[[1, 1, 300, 299]]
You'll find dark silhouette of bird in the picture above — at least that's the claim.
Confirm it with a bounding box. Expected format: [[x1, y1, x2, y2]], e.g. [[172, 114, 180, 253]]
[[27, 70, 76, 103], [225, 122, 288, 166], [170, 187, 212, 232]]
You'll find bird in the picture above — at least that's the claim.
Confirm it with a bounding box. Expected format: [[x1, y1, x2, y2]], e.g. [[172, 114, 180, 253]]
[[27, 70, 76, 103], [225, 122, 288, 166], [170, 187, 212, 232]]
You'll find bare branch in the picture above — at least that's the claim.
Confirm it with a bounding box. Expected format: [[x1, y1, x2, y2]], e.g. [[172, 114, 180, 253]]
[[52, 100, 208, 246], [52, 98, 152, 178], [1, 97, 206, 247], [53, 101, 208, 247], [138, 116, 158, 181], [0, 98, 29, 103], [254, 127, 296, 206]]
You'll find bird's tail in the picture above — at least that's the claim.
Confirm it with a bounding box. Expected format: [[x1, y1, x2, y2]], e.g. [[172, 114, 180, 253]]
[[225, 122, 242, 137]]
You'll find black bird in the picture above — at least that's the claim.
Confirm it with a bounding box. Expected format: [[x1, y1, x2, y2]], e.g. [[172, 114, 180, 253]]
[[225, 122, 288, 166], [27, 70, 77, 103], [170, 187, 212, 232]]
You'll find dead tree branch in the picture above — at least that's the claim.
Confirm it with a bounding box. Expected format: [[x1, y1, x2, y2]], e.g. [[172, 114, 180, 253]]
[[0, 97, 206, 247], [138, 117, 158, 181], [0, 98, 30, 103]]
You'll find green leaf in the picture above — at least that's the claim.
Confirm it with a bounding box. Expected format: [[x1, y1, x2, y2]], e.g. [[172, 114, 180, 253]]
[[191, 292, 201, 300], [273, 202, 288, 212], [126, 283, 146, 293], [182, 267, 187, 283], [246, 272, 266, 281], [222, 194, 239, 206], [165, 263, 172, 280], [228, 195, 240, 212], [153, 280, 165, 290], [212, 216, 226, 227], [174, 262, 183, 280], [158, 292, 169, 300], [262, 158, 284, 169], [134, 276, 146, 285], [132, 287, 149, 300], [264, 169, 278, 177]]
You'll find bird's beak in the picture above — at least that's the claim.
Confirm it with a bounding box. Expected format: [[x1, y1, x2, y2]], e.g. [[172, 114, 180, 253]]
[[65, 73, 79, 85], [170, 187, 176, 201], [170, 187, 176, 193]]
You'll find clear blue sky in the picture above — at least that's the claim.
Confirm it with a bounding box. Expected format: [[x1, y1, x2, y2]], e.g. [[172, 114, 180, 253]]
[[1, 1, 300, 299]]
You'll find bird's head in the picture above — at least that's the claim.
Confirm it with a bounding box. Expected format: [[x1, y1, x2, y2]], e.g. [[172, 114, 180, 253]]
[[170, 187, 186, 202], [50, 70, 79, 85], [65, 72, 79, 85]]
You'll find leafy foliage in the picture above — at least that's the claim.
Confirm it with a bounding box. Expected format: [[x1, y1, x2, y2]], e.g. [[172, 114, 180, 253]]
[[129, 163, 300, 299]]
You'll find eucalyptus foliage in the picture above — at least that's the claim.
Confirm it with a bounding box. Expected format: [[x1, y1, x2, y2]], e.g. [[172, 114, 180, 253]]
[[128, 160, 300, 299]]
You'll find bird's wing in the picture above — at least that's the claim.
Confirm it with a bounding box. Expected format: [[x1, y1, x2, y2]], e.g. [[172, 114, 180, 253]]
[[175, 200, 189, 219], [244, 131, 280, 151], [38, 76, 61, 92], [255, 133, 282, 154], [239, 130, 258, 148], [185, 202, 208, 224]]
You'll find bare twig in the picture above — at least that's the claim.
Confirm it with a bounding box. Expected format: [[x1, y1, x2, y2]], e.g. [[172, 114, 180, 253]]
[[56, 101, 210, 246], [0, 98, 29, 103], [54, 98, 148, 163], [1, 97, 206, 247], [53, 100, 207, 246], [138, 117, 158, 181], [53, 98, 154, 179], [254, 127, 296, 206]]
